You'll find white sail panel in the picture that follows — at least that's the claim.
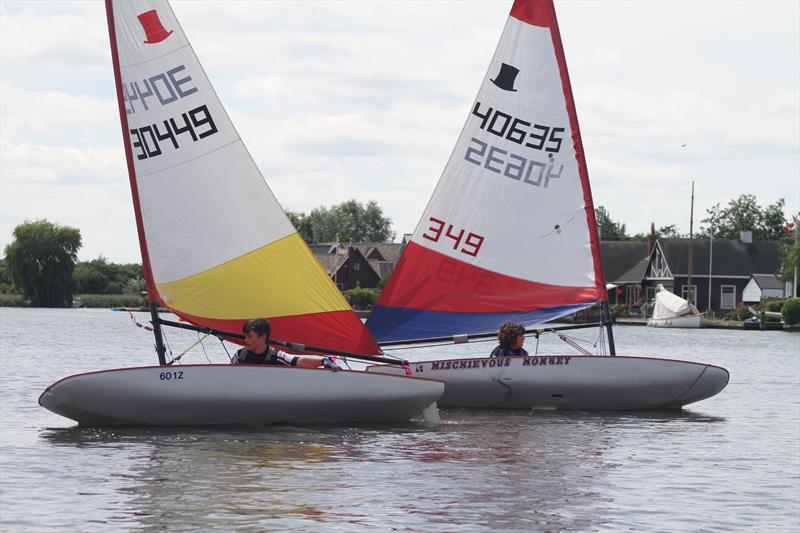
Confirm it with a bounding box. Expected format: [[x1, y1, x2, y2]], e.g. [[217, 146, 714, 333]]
[[411, 16, 594, 287], [112, 0, 292, 284]]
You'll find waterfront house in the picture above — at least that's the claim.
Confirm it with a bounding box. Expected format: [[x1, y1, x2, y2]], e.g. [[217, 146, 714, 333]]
[[312, 244, 381, 291]]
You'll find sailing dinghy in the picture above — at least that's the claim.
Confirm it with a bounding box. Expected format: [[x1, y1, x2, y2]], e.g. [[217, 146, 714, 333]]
[[365, 0, 728, 410], [39, 0, 443, 426]]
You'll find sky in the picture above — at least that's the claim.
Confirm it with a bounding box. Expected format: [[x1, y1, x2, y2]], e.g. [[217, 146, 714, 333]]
[[1, 0, 798, 264]]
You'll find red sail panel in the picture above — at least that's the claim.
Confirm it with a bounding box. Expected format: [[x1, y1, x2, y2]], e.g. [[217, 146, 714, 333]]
[[378, 242, 600, 314]]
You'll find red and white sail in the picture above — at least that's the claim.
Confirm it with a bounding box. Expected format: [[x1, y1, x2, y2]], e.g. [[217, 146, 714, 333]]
[[367, 0, 607, 342], [106, 0, 379, 354]]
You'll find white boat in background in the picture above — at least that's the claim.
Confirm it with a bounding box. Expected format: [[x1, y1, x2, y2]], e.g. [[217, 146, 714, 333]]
[[365, 0, 727, 410], [648, 285, 706, 328], [39, 0, 443, 426]]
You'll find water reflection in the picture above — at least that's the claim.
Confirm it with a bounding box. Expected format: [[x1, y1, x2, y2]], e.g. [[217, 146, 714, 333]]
[[6, 308, 795, 531], [37, 407, 730, 531]]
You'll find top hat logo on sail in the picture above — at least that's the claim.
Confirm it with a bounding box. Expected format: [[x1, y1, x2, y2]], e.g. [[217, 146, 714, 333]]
[[490, 63, 519, 92], [137, 10, 173, 44]]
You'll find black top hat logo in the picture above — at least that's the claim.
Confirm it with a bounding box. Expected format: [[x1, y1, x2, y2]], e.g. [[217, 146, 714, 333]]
[[491, 63, 519, 92], [137, 10, 173, 44]]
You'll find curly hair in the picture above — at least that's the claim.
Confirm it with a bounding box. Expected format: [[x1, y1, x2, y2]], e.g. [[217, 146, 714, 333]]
[[497, 322, 525, 348]]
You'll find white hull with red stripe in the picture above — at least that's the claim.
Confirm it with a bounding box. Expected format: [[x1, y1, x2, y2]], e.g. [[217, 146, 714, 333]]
[[371, 356, 728, 410], [39, 365, 444, 426]]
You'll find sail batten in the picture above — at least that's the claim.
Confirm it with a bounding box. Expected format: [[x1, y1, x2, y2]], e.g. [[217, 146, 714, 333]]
[[367, 0, 606, 344], [107, 0, 380, 355]]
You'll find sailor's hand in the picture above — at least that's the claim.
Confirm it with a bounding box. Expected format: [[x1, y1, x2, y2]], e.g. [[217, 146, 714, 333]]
[[321, 356, 340, 371]]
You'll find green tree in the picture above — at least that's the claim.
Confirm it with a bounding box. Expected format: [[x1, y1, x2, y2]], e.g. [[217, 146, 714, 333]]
[[657, 224, 682, 238], [292, 199, 395, 243], [74, 257, 111, 294], [699, 195, 786, 240], [595, 206, 626, 239], [779, 215, 799, 292], [74, 256, 145, 294], [285, 210, 314, 242], [0, 257, 15, 293], [4, 220, 82, 307]]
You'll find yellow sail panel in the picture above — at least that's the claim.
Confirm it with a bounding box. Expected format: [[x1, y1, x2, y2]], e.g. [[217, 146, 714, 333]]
[[157, 234, 350, 319]]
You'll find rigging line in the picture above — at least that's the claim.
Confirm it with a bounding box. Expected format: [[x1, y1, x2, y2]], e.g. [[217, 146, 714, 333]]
[[556, 333, 594, 356], [197, 331, 213, 364], [218, 336, 233, 363], [126, 309, 153, 331], [595, 325, 608, 355], [161, 327, 174, 360], [167, 333, 211, 365], [555, 333, 596, 346]]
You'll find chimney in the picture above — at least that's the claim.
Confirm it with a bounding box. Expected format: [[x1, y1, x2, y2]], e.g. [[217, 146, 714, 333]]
[[647, 222, 656, 255], [740, 229, 752, 243]]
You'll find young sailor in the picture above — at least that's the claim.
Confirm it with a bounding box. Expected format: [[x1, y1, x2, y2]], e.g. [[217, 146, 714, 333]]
[[490, 322, 529, 357], [232, 318, 338, 369]]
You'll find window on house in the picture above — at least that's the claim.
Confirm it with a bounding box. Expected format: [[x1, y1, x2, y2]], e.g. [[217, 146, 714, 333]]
[[721, 285, 736, 309], [646, 286, 656, 304], [626, 285, 641, 307], [681, 285, 698, 305], [353, 263, 360, 271]]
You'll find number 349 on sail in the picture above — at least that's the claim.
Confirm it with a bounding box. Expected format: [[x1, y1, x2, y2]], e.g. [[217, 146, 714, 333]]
[[422, 217, 485, 257]]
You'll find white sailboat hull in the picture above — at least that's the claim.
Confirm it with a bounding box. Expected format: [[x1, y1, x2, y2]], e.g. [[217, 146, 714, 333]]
[[647, 314, 706, 328], [373, 356, 728, 410], [39, 365, 444, 426]]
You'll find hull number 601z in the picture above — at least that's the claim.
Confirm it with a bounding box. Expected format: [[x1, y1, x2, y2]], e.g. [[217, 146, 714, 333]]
[[159, 371, 184, 381]]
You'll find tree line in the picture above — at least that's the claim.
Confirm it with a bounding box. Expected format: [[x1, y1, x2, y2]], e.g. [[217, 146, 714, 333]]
[[2, 195, 797, 307], [596, 195, 789, 241], [1, 200, 394, 307]]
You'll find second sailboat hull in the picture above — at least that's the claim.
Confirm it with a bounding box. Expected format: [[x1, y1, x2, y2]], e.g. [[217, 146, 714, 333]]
[[377, 355, 728, 410], [39, 365, 444, 426]]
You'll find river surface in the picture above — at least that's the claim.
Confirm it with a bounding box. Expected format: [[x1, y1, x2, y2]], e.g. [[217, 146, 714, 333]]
[[1, 308, 798, 532]]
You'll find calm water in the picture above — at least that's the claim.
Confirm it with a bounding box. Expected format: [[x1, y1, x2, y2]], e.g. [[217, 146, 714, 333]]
[[1, 308, 798, 532]]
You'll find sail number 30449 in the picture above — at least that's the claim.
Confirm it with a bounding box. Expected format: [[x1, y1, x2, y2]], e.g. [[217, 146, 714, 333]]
[[422, 217, 484, 257]]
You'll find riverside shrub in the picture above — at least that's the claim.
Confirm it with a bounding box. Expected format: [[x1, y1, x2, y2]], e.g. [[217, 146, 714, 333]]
[[343, 287, 379, 309], [781, 298, 800, 325], [765, 299, 784, 313]]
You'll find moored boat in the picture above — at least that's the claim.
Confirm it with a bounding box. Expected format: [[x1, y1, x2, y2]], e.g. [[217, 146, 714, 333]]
[[647, 285, 706, 328]]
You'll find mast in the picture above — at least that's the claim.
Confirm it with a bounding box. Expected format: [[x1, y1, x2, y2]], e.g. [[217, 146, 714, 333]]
[[687, 180, 694, 306], [105, 0, 167, 365], [514, 1, 615, 355]]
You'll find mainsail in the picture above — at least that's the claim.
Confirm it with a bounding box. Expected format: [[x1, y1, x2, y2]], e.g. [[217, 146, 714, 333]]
[[106, 0, 379, 355], [367, 0, 607, 343]]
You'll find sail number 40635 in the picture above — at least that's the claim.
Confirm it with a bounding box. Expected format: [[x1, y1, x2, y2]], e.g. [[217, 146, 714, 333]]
[[422, 217, 484, 257], [159, 371, 184, 381]]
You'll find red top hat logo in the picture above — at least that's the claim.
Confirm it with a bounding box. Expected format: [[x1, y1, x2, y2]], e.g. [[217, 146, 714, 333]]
[[137, 10, 173, 44]]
